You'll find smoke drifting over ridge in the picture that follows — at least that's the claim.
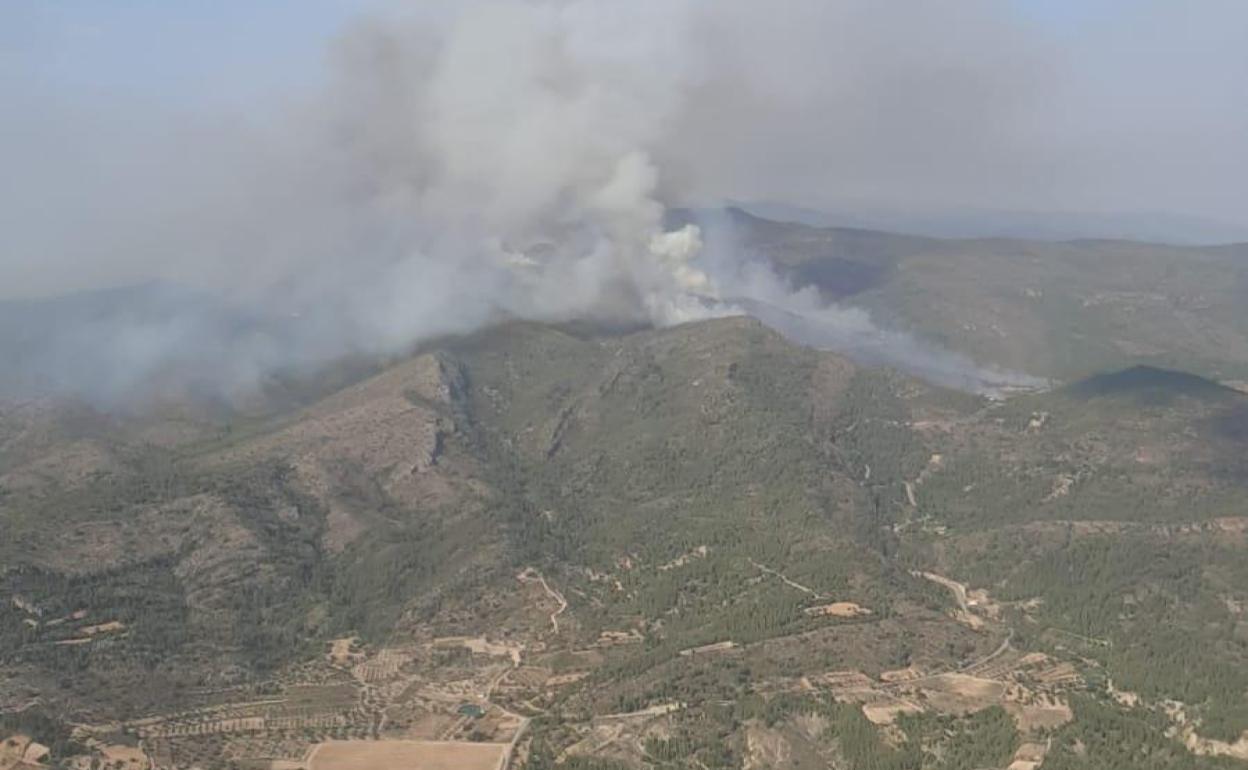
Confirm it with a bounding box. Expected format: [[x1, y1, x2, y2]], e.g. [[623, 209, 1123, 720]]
[[3, 1, 1078, 402], [689, 210, 1049, 395]]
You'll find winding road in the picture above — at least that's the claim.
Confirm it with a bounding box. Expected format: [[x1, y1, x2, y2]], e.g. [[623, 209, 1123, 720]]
[[516, 568, 567, 635]]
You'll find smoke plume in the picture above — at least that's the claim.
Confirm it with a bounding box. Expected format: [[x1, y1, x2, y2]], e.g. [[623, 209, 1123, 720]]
[[2, 1, 1081, 403]]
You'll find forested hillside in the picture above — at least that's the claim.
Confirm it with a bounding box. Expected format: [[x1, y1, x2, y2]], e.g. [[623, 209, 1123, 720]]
[[710, 208, 1248, 383], [3, 317, 1247, 769]]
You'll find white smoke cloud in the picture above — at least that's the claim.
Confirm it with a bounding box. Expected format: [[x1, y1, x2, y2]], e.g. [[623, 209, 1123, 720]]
[[280, 1, 718, 335], [680, 208, 1048, 395], [2, 0, 1063, 403]]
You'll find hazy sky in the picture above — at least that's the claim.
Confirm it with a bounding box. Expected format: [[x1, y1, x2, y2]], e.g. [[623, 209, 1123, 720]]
[[2, 0, 1247, 300], [1, 0, 1244, 402]]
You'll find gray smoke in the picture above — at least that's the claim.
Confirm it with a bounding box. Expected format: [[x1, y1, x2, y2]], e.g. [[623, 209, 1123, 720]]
[[10, 0, 1235, 404], [687, 211, 1048, 396], [4, 2, 722, 404]]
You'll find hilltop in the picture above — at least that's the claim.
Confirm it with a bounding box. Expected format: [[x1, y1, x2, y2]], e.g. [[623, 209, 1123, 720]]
[[3, 317, 1248, 769], [700, 208, 1248, 383]]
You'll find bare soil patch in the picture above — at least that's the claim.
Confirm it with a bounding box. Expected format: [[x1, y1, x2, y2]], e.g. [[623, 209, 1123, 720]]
[[98, 744, 149, 768], [920, 674, 1007, 716], [804, 602, 871, 618], [744, 723, 791, 770], [927, 673, 1005, 700], [80, 620, 125, 636], [308, 739, 507, 770], [679, 641, 738, 657], [328, 637, 362, 667], [862, 699, 923, 725], [1006, 696, 1073, 732], [0, 735, 32, 770]]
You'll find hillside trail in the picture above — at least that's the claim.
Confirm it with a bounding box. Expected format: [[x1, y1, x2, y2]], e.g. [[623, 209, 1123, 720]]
[[500, 716, 531, 770], [884, 569, 1015, 686], [748, 559, 825, 600], [913, 570, 971, 614], [500, 568, 573, 768], [879, 629, 1014, 691], [594, 702, 684, 721], [518, 568, 567, 635], [482, 665, 533, 770], [903, 453, 944, 508]]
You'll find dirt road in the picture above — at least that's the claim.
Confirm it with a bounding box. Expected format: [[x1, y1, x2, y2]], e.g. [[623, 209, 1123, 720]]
[[749, 559, 824, 599], [914, 570, 970, 614], [517, 568, 567, 635], [594, 702, 684, 721]]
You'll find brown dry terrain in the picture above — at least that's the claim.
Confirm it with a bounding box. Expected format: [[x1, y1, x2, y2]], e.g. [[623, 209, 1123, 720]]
[[38, 546, 1083, 770], [0, 735, 47, 770], [307, 739, 507, 770]]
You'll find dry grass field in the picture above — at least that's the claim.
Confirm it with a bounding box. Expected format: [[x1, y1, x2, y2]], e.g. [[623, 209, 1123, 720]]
[[307, 739, 507, 770], [803, 601, 872, 618]]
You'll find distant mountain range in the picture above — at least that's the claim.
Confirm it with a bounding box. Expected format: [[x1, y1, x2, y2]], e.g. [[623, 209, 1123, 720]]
[[674, 207, 1248, 384], [734, 199, 1248, 246]]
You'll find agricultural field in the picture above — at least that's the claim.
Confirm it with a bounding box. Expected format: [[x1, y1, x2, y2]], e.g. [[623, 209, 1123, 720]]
[[308, 740, 507, 770]]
